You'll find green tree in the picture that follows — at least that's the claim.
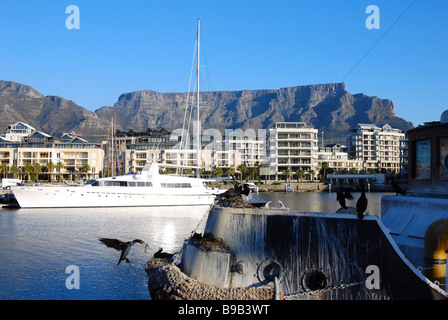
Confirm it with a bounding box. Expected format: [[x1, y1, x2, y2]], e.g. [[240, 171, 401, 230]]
[[237, 164, 247, 182], [33, 163, 42, 182], [46, 161, 55, 182], [284, 169, 291, 183], [56, 161, 64, 182], [10, 165, 19, 179], [0, 163, 8, 179], [320, 162, 329, 181], [225, 167, 235, 178], [81, 164, 91, 181], [309, 169, 316, 181], [24, 163, 34, 182], [213, 167, 223, 178], [297, 170, 305, 182]]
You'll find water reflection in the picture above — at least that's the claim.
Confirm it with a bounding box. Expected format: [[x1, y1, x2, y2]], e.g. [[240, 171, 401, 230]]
[[0, 205, 211, 300]]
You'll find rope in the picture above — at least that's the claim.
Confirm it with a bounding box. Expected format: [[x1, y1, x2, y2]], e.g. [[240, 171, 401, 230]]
[[284, 281, 365, 299], [273, 276, 280, 300], [172, 204, 214, 264]]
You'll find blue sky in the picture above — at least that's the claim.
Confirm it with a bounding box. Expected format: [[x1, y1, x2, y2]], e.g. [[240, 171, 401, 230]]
[[0, 0, 447, 127]]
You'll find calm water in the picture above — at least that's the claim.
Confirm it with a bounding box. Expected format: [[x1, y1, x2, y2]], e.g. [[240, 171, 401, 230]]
[[0, 191, 392, 300]]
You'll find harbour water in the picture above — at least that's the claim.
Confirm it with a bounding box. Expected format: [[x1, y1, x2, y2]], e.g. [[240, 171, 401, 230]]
[[0, 191, 393, 300]]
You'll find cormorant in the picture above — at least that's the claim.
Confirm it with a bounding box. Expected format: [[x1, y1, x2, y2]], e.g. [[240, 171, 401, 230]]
[[241, 183, 251, 196], [336, 186, 354, 209], [219, 182, 242, 198], [356, 184, 368, 220], [391, 175, 406, 195], [98, 238, 146, 266], [153, 247, 176, 261]]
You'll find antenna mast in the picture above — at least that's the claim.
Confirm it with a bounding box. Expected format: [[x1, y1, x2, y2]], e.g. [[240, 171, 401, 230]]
[[196, 18, 201, 178]]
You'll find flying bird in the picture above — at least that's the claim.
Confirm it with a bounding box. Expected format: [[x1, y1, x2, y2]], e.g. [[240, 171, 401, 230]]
[[98, 238, 147, 266]]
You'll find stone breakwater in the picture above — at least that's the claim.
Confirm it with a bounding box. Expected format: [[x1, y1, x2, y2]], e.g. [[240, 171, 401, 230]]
[[146, 259, 275, 300]]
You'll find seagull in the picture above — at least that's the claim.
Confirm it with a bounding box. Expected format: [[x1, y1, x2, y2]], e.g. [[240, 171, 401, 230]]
[[391, 175, 406, 195], [98, 238, 147, 266], [356, 184, 368, 220]]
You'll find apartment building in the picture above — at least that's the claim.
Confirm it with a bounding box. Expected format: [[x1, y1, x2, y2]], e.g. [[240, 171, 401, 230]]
[[1, 121, 36, 142], [346, 124, 405, 173], [317, 144, 363, 173], [113, 128, 241, 174], [224, 128, 267, 168], [267, 122, 319, 181], [0, 122, 103, 181]]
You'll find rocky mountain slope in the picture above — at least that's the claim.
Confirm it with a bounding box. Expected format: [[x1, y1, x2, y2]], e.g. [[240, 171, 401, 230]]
[[0, 80, 413, 143]]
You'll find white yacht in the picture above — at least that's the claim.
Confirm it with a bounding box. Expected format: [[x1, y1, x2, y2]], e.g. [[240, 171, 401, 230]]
[[10, 162, 222, 208], [11, 19, 229, 209]]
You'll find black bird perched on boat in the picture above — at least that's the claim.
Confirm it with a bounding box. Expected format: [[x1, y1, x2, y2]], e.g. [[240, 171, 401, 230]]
[[98, 238, 147, 266], [153, 247, 176, 261], [356, 184, 368, 220], [391, 175, 406, 195], [336, 186, 354, 209]]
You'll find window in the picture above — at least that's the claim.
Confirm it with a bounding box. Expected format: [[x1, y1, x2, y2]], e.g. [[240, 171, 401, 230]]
[[415, 139, 431, 180], [161, 182, 191, 188], [439, 137, 448, 180]]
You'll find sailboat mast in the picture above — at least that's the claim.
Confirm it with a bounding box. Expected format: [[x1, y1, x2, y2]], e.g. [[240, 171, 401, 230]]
[[111, 116, 114, 176], [196, 18, 201, 178]]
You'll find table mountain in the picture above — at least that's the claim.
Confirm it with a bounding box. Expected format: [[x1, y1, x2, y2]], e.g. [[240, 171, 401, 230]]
[[0, 80, 413, 143], [0, 80, 109, 141]]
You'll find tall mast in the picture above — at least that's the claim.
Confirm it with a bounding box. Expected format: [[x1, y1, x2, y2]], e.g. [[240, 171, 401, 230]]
[[196, 18, 201, 178], [111, 116, 114, 176]]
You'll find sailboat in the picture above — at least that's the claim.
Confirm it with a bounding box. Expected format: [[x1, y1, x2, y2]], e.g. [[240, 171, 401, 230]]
[[11, 19, 224, 208]]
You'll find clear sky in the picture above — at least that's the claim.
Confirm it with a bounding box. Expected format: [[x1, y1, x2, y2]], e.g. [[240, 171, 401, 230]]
[[0, 0, 447, 127]]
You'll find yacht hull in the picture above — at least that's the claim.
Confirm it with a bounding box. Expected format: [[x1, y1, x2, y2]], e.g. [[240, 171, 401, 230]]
[[10, 185, 217, 208]]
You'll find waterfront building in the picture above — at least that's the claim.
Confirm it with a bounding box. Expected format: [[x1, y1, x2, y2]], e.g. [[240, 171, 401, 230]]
[[113, 128, 241, 174], [399, 135, 409, 178], [224, 128, 266, 168], [1, 122, 36, 142], [317, 143, 363, 174], [0, 123, 103, 181], [346, 123, 405, 173], [267, 122, 319, 181]]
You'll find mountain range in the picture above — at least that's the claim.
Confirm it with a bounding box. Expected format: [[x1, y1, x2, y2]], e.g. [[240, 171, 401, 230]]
[[0, 80, 413, 144]]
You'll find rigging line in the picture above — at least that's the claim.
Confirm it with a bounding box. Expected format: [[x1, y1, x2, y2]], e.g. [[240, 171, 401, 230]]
[[340, 0, 417, 83], [181, 38, 197, 153]]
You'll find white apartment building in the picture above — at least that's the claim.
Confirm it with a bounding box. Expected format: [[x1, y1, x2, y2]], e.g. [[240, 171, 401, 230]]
[[317, 144, 363, 173], [346, 123, 405, 173], [267, 122, 319, 181], [224, 128, 267, 168], [114, 128, 242, 174], [1, 122, 36, 142], [0, 122, 103, 181]]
